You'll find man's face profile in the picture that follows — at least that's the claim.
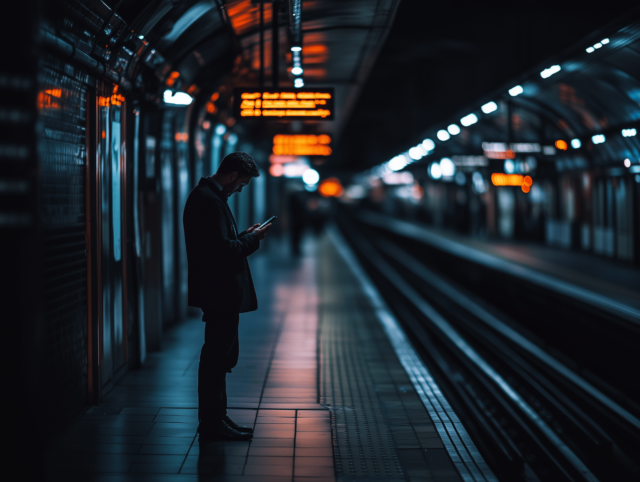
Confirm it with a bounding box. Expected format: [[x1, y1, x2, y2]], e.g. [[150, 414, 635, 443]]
[[225, 172, 251, 196]]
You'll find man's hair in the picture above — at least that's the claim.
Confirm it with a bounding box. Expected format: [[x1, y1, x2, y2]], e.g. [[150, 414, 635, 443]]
[[217, 152, 260, 178]]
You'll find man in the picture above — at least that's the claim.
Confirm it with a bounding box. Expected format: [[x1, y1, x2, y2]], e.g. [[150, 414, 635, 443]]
[[183, 152, 272, 442]]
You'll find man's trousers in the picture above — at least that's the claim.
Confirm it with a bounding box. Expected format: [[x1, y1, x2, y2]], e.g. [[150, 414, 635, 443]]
[[198, 311, 240, 427]]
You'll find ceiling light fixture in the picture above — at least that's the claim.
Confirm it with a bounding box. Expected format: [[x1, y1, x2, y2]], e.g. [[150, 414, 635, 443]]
[[540, 65, 561, 79], [481, 102, 498, 114], [509, 85, 523, 96], [461, 113, 478, 126]]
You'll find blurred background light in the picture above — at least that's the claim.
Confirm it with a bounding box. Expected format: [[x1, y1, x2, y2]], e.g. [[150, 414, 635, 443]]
[[389, 155, 408, 171], [472, 171, 486, 193], [318, 178, 343, 197], [624, 158, 631, 168], [269, 164, 284, 177], [481, 101, 498, 114], [440, 157, 456, 177], [571, 138, 581, 149], [460, 113, 478, 126], [540, 65, 561, 79], [447, 124, 461, 135], [622, 128, 637, 137], [291, 46, 302, 52], [429, 162, 442, 179], [163, 90, 193, 105], [291, 66, 303, 75], [294, 78, 304, 88], [508, 85, 523, 96], [437, 130, 450, 141], [592, 134, 606, 144], [586, 46, 595, 53], [302, 169, 320, 185], [422, 138, 435, 151], [408, 147, 422, 160], [504, 159, 515, 173], [594, 42, 602, 49], [555, 140, 568, 150], [383, 171, 414, 185], [345, 185, 366, 199], [601, 38, 610, 44]]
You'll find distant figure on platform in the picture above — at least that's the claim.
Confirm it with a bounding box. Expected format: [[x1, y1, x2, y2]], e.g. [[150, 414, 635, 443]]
[[183, 152, 272, 442]]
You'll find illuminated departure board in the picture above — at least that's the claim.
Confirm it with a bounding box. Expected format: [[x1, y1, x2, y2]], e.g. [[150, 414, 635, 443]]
[[272, 135, 332, 156], [233, 88, 334, 120]]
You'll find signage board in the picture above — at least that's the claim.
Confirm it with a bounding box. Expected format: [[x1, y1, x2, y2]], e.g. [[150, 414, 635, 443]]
[[272, 134, 332, 156], [234, 88, 335, 120]]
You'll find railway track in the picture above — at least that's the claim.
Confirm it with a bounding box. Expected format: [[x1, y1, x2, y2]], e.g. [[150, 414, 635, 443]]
[[336, 211, 640, 482]]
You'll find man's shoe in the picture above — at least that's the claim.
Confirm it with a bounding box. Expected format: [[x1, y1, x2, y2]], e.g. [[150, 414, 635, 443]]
[[224, 415, 254, 434], [198, 420, 253, 442]]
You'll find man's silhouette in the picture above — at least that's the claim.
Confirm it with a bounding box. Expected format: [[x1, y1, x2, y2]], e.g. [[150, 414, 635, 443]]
[[183, 152, 271, 441]]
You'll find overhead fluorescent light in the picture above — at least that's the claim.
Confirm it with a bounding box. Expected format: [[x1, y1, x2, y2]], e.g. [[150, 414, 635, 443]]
[[460, 113, 478, 126], [508, 85, 523, 96], [447, 124, 460, 135], [622, 128, 637, 137], [422, 138, 435, 151], [163, 90, 193, 105], [481, 102, 498, 114], [540, 65, 561, 79]]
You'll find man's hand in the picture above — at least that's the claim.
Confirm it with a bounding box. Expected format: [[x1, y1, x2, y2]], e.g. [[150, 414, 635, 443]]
[[252, 223, 272, 240], [246, 223, 261, 233]]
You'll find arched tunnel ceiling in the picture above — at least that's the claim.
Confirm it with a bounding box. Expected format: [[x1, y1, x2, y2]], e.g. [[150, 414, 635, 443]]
[[334, 0, 640, 173], [48, 0, 401, 153], [391, 24, 640, 174], [45, 0, 640, 174]]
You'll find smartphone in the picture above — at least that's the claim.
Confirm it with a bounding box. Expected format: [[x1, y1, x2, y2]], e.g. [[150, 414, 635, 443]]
[[259, 216, 277, 229]]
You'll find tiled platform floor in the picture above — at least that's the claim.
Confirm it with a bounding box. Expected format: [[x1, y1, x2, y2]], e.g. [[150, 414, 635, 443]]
[[45, 234, 465, 481]]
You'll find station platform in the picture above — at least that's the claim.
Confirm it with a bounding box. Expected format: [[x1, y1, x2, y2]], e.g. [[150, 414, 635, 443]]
[[356, 210, 640, 312], [45, 232, 492, 482]]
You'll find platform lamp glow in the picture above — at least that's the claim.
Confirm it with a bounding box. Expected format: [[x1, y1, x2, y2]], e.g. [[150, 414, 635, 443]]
[[163, 90, 193, 105]]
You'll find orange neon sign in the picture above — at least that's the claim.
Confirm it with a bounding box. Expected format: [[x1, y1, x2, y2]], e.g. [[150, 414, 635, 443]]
[[491, 173, 533, 192], [234, 88, 334, 120], [319, 178, 343, 198], [272, 134, 332, 156]]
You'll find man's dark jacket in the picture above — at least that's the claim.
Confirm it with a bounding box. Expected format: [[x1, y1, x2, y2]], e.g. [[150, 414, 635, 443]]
[[183, 177, 260, 314]]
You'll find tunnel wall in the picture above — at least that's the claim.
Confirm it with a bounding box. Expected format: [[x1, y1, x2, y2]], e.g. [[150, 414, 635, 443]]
[[39, 54, 92, 423]]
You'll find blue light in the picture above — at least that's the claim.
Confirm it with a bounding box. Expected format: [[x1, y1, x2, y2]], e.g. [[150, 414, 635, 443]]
[[570, 138, 581, 149]]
